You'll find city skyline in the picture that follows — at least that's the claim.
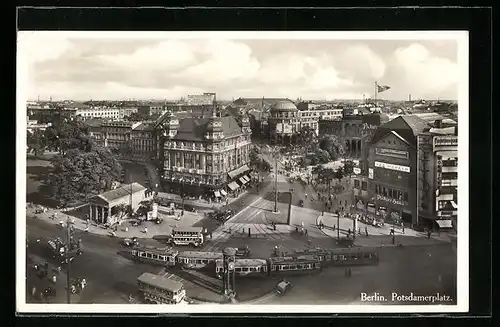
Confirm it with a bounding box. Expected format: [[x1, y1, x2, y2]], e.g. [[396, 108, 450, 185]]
[[19, 32, 461, 102]]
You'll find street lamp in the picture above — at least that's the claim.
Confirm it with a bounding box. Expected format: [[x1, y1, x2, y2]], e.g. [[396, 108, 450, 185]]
[[62, 218, 82, 304], [273, 158, 279, 213]]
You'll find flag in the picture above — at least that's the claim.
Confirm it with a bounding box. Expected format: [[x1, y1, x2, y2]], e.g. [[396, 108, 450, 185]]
[[377, 84, 391, 93]]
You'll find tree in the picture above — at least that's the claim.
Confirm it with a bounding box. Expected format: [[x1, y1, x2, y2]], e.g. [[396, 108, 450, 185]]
[[319, 135, 345, 161], [118, 140, 134, 158], [334, 167, 344, 182], [136, 199, 153, 217], [27, 129, 47, 156], [111, 204, 133, 220], [49, 146, 122, 206], [44, 120, 93, 155], [343, 160, 355, 176], [297, 126, 318, 155]]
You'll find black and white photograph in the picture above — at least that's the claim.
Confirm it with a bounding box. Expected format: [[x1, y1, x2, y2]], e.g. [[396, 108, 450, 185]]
[[17, 31, 469, 314]]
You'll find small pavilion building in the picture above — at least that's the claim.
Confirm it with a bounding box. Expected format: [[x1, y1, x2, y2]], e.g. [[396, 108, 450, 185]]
[[88, 182, 154, 225]]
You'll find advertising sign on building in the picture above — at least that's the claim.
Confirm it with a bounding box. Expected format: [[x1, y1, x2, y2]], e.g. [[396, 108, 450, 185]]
[[375, 148, 409, 159], [436, 155, 443, 188], [374, 161, 411, 173], [375, 194, 406, 207], [187, 94, 215, 106], [277, 123, 293, 135], [433, 135, 458, 151], [368, 168, 374, 179], [353, 167, 361, 175]]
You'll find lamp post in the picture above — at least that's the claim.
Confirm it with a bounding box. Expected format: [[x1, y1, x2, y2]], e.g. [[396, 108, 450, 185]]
[[62, 217, 82, 304], [273, 158, 279, 213]]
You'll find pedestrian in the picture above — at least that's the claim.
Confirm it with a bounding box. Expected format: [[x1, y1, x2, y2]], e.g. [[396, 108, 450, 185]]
[[333, 224, 336, 231], [52, 275, 57, 284], [210, 232, 213, 239], [348, 228, 351, 236], [144, 227, 148, 234], [32, 286, 37, 297], [305, 229, 308, 235], [358, 227, 361, 235], [427, 229, 432, 239], [273, 223, 276, 231], [365, 226, 368, 237]]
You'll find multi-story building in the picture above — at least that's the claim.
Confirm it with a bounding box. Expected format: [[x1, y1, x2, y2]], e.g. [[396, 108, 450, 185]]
[[364, 115, 430, 227], [187, 93, 216, 106], [102, 121, 133, 150], [130, 122, 156, 162], [318, 112, 389, 161], [119, 107, 138, 119], [296, 102, 344, 134], [76, 107, 120, 120], [268, 100, 302, 144], [137, 104, 164, 117], [417, 123, 458, 229], [158, 110, 252, 198], [83, 119, 105, 147], [27, 105, 78, 123]]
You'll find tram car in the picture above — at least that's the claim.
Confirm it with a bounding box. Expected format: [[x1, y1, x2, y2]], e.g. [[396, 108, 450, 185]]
[[130, 245, 179, 267], [267, 255, 322, 276], [176, 251, 223, 270], [293, 247, 380, 266], [215, 258, 268, 279]]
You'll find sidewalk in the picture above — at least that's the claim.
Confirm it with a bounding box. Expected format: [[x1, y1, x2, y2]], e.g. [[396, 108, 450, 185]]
[[26, 203, 205, 240], [316, 212, 454, 247], [156, 188, 253, 210]]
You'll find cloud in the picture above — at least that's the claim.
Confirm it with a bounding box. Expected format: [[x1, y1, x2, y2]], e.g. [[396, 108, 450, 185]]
[[391, 43, 459, 98], [23, 36, 460, 101], [18, 32, 72, 64]]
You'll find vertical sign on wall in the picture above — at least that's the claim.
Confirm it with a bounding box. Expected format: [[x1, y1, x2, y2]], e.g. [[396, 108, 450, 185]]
[[436, 155, 443, 188], [368, 168, 374, 179]]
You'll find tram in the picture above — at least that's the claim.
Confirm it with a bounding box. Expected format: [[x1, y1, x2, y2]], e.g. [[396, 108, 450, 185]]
[[267, 255, 322, 275], [137, 272, 186, 304], [130, 245, 179, 266], [215, 258, 268, 279], [293, 247, 380, 266], [176, 251, 223, 270]]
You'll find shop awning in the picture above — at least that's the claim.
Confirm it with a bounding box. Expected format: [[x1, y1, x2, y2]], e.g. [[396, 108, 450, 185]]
[[228, 164, 250, 179], [239, 177, 248, 184], [436, 220, 453, 228], [228, 182, 240, 191], [436, 151, 458, 159], [356, 200, 364, 210], [220, 189, 227, 196], [242, 175, 250, 182], [214, 191, 221, 198], [450, 201, 458, 209]]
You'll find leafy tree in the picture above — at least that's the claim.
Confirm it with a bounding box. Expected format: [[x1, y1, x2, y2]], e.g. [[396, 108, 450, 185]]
[[319, 135, 345, 161], [27, 129, 47, 156], [136, 199, 153, 217], [111, 204, 133, 220], [118, 140, 134, 158], [343, 160, 355, 176], [297, 126, 318, 155], [49, 146, 122, 206], [44, 120, 93, 155], [334, 167, 344, 182]]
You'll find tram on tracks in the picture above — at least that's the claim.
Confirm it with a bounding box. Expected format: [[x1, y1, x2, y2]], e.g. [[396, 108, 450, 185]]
[[130, 246, 178, 266], [137, 272, 186, 304], [176, 251, 223, 269], [293, 247, 380, 266], [215, 258, 268, 279], [268, 255, 322, 275]]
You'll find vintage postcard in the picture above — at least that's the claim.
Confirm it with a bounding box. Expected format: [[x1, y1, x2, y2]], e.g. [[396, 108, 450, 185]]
[[17, 31, 468, 314]]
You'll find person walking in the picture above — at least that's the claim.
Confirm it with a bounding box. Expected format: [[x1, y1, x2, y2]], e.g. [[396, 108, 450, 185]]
[[365, 226, 369, 237]]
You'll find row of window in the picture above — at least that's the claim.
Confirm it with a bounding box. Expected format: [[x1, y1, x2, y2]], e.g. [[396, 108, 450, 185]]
[[374, 185, 409, 202], [139, 283, 183, 297], [182, 258, 217, 265], [137, 251, 175, 262], [442, 159, 458, 167], [217, 266, 268, 273], [272, 263, 319, 271], [172, 231, 201, 236], [375, 168, 409, 183], [441, 172, 458, 180], [354, 180, 368, 191]]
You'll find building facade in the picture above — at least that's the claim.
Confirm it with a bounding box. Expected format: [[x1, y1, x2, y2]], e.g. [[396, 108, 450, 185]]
[[158, 111, 252, 198], [102, 121, 133, 150], [417, 126, 458, 229], [76, 107, 121, 120], [364, 116, 430, 226], [268, 100, 301, 144], [130, 123, 156, 162], [119, 107, 138, 119], [88, 182, 154, 225], [138, 104, 164, 117]]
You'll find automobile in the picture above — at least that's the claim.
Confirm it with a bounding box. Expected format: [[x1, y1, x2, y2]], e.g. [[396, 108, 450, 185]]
[[131, 220, 142, 227], [184, 204, 196, 212], [44, 286, 56, 297], [276, 281, 292, 296], [155, 218, 163, 224], [299, 200, 304, 207], [122, 238, 139, 247], [235, 245, 250, 257]]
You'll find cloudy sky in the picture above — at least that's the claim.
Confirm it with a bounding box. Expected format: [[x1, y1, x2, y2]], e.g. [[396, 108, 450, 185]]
[[19, 32, 461, 101]]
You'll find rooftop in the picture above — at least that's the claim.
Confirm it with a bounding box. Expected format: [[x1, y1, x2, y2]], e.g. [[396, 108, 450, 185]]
[[177, 251, 222, 259], [370, 115, 430, 147], [173, 116, 243, 141], [92, 182, 147, 203], [137, 273, 184, 292]]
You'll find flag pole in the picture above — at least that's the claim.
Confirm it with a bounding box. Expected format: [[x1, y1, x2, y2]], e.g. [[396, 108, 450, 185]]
[[374, 81, 378, 107]]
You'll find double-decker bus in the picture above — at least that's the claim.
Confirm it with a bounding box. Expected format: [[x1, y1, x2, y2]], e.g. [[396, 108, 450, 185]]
[[170, 227, 204, 247], [137, 272, 186, 304], [130, 246, 179, 266], [215, 258, 268, 279]]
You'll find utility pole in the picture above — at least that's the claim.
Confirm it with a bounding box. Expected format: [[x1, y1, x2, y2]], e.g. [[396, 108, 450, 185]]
[[273, 157, 279, 213]]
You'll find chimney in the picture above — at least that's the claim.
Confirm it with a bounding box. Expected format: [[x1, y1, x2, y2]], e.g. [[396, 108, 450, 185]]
[[408, 94, 412, 102], [435, 119, 443, 128]]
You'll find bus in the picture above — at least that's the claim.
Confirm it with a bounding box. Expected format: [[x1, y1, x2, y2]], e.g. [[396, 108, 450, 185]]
[[130, 246, 179, 267], [215, 258, 268, 279], [137, 272, 186, 304], [170, 227, 204, 247]]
